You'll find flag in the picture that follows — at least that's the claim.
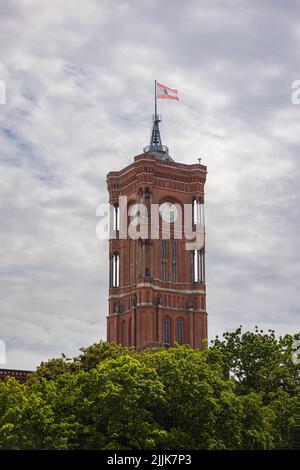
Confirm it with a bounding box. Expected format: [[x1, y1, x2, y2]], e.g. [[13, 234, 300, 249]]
[[156, 82, 179, 101]]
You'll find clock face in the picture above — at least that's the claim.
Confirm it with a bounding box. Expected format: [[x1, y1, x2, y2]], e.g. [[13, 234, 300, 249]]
[[159, 202, 178, 224]]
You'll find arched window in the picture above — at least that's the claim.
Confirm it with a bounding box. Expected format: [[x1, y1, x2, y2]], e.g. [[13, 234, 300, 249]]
[[176, 318, 184, 344], [163, 317, 171, 345], [122, 320, 126, 346], [112, 253, 120, 288]]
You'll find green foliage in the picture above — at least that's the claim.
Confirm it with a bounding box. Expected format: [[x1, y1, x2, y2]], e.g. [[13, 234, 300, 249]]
[[210, 327, 300, 449], [210, 327, 300, 396], [77, 341, 134, 371], [0, 328, 299, 449]]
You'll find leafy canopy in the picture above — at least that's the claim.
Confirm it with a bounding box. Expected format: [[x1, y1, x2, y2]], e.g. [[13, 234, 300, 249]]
[[0, 328, 299, 449]]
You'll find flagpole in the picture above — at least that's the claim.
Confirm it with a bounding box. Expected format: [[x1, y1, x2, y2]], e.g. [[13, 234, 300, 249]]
[[155, 79, 157, 117]]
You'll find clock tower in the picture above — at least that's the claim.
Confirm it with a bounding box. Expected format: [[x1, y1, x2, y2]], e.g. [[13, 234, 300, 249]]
[[106, 110, 207, 350]]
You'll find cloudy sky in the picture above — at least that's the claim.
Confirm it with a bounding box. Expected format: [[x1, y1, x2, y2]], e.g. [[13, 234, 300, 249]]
[[0, 0, 299, 370]]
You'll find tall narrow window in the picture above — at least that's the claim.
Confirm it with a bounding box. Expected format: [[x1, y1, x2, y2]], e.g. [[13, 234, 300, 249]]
[[192, 198, 198, 225], [193, 249, 205, 283], [200, 202, 205, 227], [109, 256, 113, 288], [192, 199, 205, 226], [112, 253, 120, 287], [129, 239, 135, 284], [162, 239, 168, 282], [171, 239, 177, 283], [176, 319, 184, 344], [128, 318, 132, 347], [113, 204, 120, 232], [200, 250, 205, 283], [193, 249, 199, 283], [163, 317, 171, 345], [122, 320, 126, 346]]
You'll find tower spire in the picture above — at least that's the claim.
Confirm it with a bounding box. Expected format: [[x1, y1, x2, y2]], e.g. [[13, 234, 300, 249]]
[[155, 78, 157, 117], [149, 80, 163, 152], [149, 113, 163, 152], [144, 80, 172, 159]]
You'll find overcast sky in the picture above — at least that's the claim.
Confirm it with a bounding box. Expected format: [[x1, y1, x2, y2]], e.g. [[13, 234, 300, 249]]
[[0, 0, 299, 370]]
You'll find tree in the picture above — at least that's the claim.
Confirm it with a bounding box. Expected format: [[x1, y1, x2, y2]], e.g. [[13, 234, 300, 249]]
[[0, 328, 298, 449], [210, 327, 300, 448]]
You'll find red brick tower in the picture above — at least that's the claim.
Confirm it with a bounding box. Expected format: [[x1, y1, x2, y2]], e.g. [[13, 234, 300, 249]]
[[106, 104, 207, 350]]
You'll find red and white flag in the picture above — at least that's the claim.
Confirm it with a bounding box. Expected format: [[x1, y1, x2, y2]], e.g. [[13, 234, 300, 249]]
[[156, 82, 179, 101]]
